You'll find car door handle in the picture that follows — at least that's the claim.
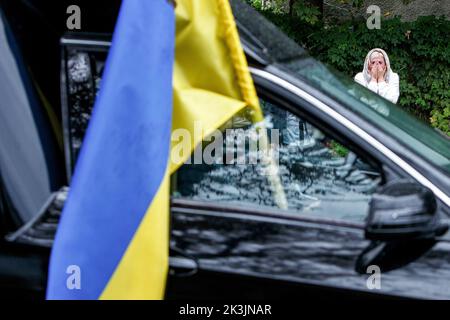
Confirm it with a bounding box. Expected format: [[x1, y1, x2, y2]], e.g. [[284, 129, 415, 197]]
[[169, 246, 198, 277], [169, 256, 198, 277]]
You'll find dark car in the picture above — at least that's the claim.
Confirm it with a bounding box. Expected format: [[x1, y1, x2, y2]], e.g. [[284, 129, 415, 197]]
[[1, 0, 450, 300]]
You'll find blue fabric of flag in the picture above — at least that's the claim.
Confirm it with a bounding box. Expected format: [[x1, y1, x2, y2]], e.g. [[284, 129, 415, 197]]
[[47, 0, 174, 299]]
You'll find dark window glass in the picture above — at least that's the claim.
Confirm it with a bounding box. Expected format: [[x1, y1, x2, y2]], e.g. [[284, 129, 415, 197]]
[[173, 98, 382, 223]]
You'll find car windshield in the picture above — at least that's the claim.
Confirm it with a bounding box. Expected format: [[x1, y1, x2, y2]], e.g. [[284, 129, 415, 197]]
[[282, 58, 450, 175]]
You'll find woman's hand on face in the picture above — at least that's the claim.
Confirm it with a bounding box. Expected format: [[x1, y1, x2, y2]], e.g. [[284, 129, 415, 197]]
[[377, 65, 386, 82], [371, 65, 386, 83], [368, 52, 387, 83], [370, 66, 379, 83]]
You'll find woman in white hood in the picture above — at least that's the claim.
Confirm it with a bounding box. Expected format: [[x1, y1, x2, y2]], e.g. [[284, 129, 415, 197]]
[[354, 48, 400, 104]]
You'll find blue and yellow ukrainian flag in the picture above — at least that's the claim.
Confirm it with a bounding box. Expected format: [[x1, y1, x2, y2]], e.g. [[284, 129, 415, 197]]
[[47, 0, 265, 300]]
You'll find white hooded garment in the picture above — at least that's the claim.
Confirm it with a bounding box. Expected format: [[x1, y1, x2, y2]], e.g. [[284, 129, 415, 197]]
[[354, 48, 400, 104]]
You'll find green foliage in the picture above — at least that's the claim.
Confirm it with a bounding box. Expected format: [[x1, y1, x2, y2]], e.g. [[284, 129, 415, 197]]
[[308, 16, 450, 135], [247, 1, 450, 136], [337, 0, 412, 8], [330, 140, 349, 157], [290, 1, 321, 25], [247, 0, 264, 10], [249, 0, 321, 24]]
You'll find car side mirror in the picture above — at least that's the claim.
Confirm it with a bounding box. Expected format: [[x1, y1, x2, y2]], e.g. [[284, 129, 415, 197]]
[[355, 180, 448, 274], [365, 180, 447, 241]]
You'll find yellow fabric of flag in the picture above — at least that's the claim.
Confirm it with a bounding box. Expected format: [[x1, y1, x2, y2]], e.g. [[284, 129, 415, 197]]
[[101, 0, 286, 300]]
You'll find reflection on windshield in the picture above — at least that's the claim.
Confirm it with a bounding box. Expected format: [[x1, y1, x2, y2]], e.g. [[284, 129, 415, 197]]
[[282, 58, 450, 175]]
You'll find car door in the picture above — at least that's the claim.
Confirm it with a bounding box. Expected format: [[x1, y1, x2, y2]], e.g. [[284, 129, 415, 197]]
[[165, 72, 450, 300]]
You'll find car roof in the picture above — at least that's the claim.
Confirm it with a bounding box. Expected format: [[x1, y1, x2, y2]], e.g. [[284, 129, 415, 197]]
[[230, 0, 308, 65]]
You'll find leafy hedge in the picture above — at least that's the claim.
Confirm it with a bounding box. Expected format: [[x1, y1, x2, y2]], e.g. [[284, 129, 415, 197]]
[[248, 1, 450, 136]]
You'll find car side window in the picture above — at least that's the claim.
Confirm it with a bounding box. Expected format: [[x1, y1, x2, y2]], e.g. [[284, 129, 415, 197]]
[[172, 97, 383, 223]]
